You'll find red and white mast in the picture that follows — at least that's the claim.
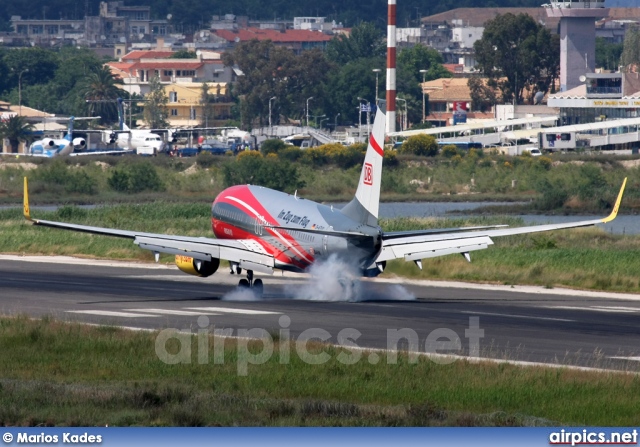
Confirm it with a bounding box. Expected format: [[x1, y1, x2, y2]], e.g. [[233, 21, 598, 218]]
[[386, 0, 396, 134]]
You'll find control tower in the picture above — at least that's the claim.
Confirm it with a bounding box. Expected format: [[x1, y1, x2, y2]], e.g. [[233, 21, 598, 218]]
[[544, 0, 608, 92]]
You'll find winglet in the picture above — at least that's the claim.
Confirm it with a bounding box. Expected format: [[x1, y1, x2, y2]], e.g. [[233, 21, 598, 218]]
[[23, 177, 32, 221], [601, 177, 627, 223]]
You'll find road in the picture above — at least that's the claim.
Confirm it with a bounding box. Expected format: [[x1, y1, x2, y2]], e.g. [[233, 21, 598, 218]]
[[1, 256, 639, 371]]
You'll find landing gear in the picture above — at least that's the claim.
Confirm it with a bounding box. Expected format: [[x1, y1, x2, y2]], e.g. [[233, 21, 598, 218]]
[[236, 269, 264, 298]]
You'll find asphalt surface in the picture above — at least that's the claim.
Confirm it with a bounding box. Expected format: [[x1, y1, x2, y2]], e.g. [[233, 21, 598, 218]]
[[1, 256, 640, 371]]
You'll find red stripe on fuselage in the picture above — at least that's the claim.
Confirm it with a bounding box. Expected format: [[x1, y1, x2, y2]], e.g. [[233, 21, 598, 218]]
[[212, 185, 315, 266]]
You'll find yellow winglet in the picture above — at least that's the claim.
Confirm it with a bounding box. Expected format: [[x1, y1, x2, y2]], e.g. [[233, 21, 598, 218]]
[[23, 177, 32, 221], [601, 177, 627, 223]]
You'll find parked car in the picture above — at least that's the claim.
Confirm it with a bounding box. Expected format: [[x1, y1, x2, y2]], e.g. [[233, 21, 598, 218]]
[[200, 143, 231, 155]]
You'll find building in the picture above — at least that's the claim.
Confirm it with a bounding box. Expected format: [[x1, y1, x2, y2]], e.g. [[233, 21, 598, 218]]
[[108, 49, 237, 96], [421, 78, 497, 126], [10, 1, 168, 48], [211, 28, 333, 54], [161, 83, 233, 128], [544, 0, 609, 92], [548, 72, 640, 125]]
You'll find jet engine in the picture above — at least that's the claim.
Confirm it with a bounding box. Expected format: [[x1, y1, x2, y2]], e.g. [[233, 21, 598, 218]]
[[41, 138, 55, 147], [175, 255, 220, 277], [72, 138, 86, 148], [362, 261, 386, 278]]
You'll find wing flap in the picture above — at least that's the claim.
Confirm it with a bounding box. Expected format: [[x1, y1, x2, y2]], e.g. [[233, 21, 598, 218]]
[[378, 236, 494, 262]]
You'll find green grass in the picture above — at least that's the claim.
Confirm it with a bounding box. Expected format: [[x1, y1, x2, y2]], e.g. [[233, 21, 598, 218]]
[[0, 316, 639, 426]]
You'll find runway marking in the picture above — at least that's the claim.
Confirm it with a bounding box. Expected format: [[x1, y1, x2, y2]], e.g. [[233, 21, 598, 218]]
[[609, 356, 640, 362], [547, 306, 639, 313], [186, 306, 280, 315], [67, 310, 160, 318], [460, 310, 574, 322], [127, 308, 222, 316], [591, 306, 640, 312]]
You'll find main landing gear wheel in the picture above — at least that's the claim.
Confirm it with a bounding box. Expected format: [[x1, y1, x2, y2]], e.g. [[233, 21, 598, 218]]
[[236, 270, 264, 298]]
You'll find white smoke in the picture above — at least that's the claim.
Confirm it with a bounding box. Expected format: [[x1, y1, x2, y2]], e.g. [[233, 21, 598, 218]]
[[285, 254, 416, 302], [222, 287, 261, 301]]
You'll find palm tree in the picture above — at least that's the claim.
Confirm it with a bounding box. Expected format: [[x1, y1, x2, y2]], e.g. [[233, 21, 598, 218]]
[[0, 115, 34, 153], [80, 66, 127, 124]]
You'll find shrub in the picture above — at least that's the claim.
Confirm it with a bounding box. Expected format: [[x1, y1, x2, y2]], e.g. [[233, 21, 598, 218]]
[[398, 134, 438, 157], [260, 139, 287, 156], [108, 161, 165, 193], [222, 155, 304, 193], [36, 160, 97, 195], [237, 150, 263, 161], [441, 145, 458, 158], [537, 156, 552, 170], [195, 151, 216, 169], [279, 146, 303, 162], [383, 150, 399, 168], [301, 147, 329, 166]]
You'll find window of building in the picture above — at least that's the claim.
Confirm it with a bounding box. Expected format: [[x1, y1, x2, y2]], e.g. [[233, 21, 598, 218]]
[[131, 26, 138, 34], [190, 108, 197, 120], [169, 91, 178, 103], [171, 109, 178, 116], [164, 70, 172, 77]]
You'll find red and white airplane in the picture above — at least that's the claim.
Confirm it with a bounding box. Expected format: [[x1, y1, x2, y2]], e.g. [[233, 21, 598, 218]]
[[23, 107, 626, 299]]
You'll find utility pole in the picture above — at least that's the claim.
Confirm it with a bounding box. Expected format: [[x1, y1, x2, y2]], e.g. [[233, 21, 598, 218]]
[[269, 96, 276, 137], [372, 68, 381, 105], [306, 96, 313, 129], [419, 69, 427, 123]]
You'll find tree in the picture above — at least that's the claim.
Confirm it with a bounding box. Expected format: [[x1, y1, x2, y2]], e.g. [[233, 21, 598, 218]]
[[223, 40, 331, 127], [170, 50, 198, 59], [79, 66, 126, 124], [0, 115, 33, 153], [596, 38, 623, 71], [325, 22, 385, 65], [474, 13, 559, 104], [198, 82, 215, 127], [468, 76, 498, 112], [621, 26, 640, 71], [143, 75, 169, 129]]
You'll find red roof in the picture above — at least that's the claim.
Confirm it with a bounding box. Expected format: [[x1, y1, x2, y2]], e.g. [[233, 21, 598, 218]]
[[109, 62, 135, 71], [213, 27, 333, 43], [130, 61, 204, 70], [122, 50, 175, 61]]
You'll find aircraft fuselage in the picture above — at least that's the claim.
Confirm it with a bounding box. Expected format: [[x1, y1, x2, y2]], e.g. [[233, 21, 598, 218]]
[[211, 185, 382, 273]]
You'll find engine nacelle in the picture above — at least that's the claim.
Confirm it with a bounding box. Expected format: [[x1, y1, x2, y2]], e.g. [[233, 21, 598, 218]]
[[41, 138, 55, 147], [362, 261, 386, 278], [72, 137, 86, 148], [175, 255, 220, 277]]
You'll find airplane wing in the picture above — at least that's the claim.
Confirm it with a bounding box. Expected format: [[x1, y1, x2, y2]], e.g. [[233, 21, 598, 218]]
[[22, 178, 275, 274], [376, 178, 627, 265]]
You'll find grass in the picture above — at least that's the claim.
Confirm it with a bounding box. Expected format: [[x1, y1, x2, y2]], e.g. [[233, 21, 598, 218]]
[[1, 316, 640, 426]]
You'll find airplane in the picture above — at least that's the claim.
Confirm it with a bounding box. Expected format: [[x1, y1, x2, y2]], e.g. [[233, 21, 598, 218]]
[[22, 106, 627, 300], [28, 117, 90, 157]]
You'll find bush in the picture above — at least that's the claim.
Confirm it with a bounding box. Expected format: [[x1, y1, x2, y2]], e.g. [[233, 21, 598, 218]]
[[398, 134, 438, 157], [36, 160, 97, 195], [222, 154, 305, 193], [441, 145, 458, 158], [279, 146, 303, 162], [537, 156, 552, 170], [108, 161, 165, 193], [383, 150, 399, 168], [260, 139, 287, 155]]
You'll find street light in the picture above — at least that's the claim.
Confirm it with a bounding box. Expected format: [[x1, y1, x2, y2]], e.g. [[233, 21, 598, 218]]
[[313, 114, 326, 127], [268, 96, 276, 136], [320, 117, 329, 129], [372, 68, 381, 105], [306, 96, 313, 128], [12, 68, 29, 116], [396, 97, 407, 131], [419, 69, 428, 123], [334, 113, 340, 132]]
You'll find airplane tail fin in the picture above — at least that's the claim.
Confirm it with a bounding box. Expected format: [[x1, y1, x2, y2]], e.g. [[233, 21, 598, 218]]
[[340, 105, 386, 226], [117, 98, 130, 131], [64, 117, 75, 142]]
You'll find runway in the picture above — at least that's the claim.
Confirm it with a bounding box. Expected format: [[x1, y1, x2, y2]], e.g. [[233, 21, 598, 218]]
[[1, 256, 640, 371]]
